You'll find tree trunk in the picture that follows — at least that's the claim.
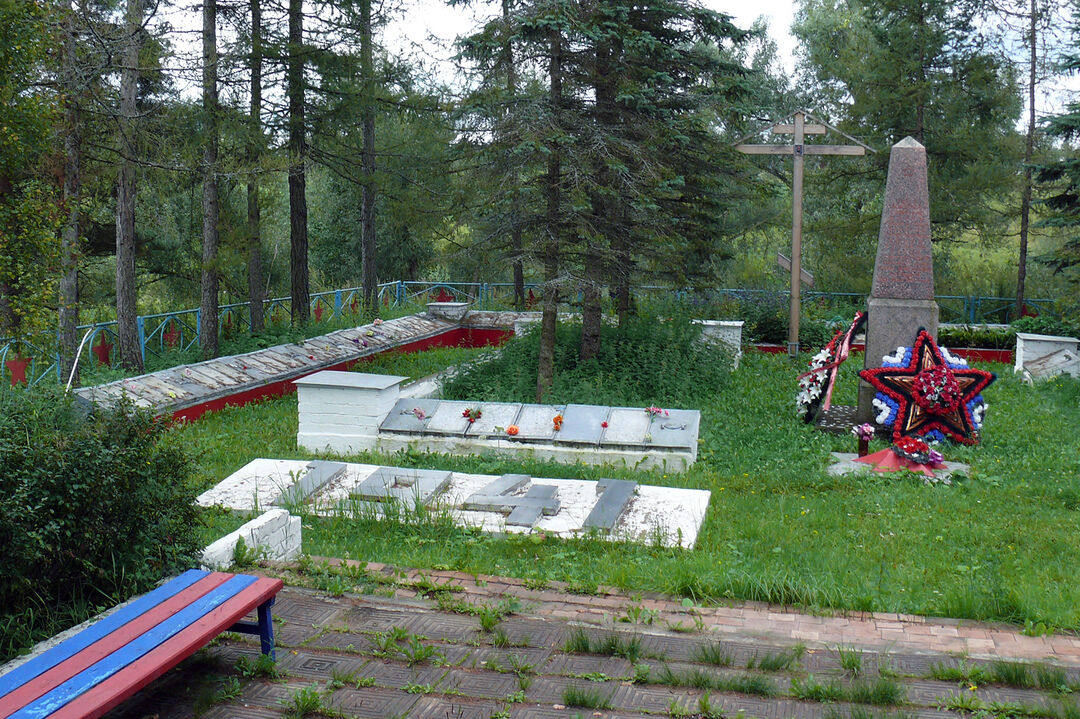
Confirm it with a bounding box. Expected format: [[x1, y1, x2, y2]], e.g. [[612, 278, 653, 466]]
[[1016, 0, 1037, 317], [503, 0, 525, 310], [535, 27, 562, 402], [200, 0, 219, 360], [580, 38, 615, 362], [288, 0, 309, 325], [360, 0, 377, 316], [59, 0, 81, 384], [247, 0, 264, 333], [115, 0, 143, 373]]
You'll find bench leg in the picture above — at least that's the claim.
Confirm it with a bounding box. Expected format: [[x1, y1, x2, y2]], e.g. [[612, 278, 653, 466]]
[[257, 597, 276, 660]]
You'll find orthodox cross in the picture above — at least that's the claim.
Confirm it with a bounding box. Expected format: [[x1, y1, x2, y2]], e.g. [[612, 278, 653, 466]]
[[735, 111, 874, 356]]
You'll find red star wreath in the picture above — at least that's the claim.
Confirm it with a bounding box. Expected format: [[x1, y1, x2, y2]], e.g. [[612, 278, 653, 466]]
[[858, 329, 996, 445]]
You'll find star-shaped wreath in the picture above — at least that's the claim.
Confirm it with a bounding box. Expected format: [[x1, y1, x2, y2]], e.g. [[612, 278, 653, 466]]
[[859, 329, 995, 445]]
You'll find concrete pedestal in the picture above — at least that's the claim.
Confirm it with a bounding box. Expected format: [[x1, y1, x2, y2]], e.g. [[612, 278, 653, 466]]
[[857, 297, 939, 423], [295, 371, 407, 454]]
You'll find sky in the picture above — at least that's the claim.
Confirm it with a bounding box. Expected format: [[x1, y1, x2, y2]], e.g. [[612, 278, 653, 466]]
[[382, 0, 800, 87]]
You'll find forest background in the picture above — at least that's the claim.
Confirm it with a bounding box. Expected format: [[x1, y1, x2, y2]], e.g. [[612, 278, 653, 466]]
[[3, 0, 1080, 384]]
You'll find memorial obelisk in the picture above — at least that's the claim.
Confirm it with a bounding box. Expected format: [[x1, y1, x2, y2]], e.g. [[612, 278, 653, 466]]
[[857, 137, 939, 423]]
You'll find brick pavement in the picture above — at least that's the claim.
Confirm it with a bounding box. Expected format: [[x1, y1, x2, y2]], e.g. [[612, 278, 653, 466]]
[[98, 560, 1080, 719]]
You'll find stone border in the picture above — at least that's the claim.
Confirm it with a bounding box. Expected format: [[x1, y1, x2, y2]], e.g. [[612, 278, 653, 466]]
[[201, 508, 302, 570]]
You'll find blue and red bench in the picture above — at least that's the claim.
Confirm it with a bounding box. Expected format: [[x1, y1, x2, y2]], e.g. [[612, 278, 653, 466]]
[[0, 569, 283, 719]]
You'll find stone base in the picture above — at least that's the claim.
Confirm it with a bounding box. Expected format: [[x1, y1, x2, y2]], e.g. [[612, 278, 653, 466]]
[[201, 509, 301, 570], [857, 297, 939, 423], [827, 452, 969, 484]]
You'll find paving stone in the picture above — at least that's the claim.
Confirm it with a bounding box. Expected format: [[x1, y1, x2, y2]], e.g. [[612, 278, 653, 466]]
[[439, 667, 521, 698], [354, 657, 447, 688], [238, 680, 304, 709], [303, 629, 377, 653], [468, 646, 554, 671], [406, 612, 482, 641], [541, 653, 632, 678], [276, 649, 367, 679], [326, 686, 420, 717], [410, 695, 501, 719], [339, 605, 416, 632], [201, 705, 281, 719], [608, 684, 694, 713], [497, 618, 569, 649]]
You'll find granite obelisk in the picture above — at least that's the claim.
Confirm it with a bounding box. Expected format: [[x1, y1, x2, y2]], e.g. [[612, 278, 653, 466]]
[[857, 137, 939, 423]]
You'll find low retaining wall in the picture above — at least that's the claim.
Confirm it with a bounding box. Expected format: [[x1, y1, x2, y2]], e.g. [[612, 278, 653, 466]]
[[200, 509, 301, 570]]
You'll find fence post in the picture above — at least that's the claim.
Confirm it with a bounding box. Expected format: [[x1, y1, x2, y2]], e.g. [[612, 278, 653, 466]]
[[195, 308, 201, 349], [137, 316, 147, 366], [334, 290, 342, 318], [396, 281, 404, 306]]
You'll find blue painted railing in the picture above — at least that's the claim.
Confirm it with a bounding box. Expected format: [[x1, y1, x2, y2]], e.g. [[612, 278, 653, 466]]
[[0, 281, 1057, 387]]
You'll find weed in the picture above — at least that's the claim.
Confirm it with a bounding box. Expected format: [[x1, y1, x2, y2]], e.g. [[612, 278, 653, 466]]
[[929, 661, 990, 685], [562, 685, 614, 710], [571, 671, 610, 682], [492, 627, 510, 648], [991, 660, 1035, 688], [401, 635, 443, 667], [847, 677, 906, 706], [327, 667, 357, 691], [632, 663, 651, 684], [1035, 663, 1070, 692], [370, 626, 409, 656], [235, 653, 281, 679], [505, 689, 527, 703], [655, 664, 778, 697], [620, 604, 658, 625], [563, 628, 641, 662], [508, 654, 535, 676], [791, 676, 845, 702], [692, 641, 734, 667], [213, 676, 243, 702], [354, 676, 376, 688], [491, 710, 511, 719], [747, 644, 804, 672], [835, 644, 863, 677], [938, 691, 986, 713], [516, 673, 533, 691], [280, 685, 323, 718], [667, 697, 692, 717], [478, 605, 502, 633], [697, 691, 725, 719], [403, 682, 436, 694]]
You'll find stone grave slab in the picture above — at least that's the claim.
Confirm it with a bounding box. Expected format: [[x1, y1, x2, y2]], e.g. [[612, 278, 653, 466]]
[[466, 402, 523, 438], [353, 466, 452, 505], [583, 479, 637, 530], [276, 460, 347, 506], [647, 409, 700, 451], [513, 404, 565, 441], [554, 404, 611, 445], [600, 408, 652, 446], [461, 474, 561, 527], [379, 398, 440, 433], [424, 401, 474, 436]]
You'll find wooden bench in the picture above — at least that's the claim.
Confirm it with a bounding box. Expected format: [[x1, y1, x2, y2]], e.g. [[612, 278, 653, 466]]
[[0, 569, 283, 719]]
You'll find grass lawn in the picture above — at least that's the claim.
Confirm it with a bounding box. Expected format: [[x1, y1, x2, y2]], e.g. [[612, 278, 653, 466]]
[[173, 337, 1080, 632]]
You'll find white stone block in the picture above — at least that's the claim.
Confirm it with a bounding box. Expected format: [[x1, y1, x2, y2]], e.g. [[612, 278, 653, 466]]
[[693, 319, 743, 368], [200, 509, 302, 570], [426, 301, 471, 321], [296, 372, 406, 452], [1015, 332, 1080, 375]]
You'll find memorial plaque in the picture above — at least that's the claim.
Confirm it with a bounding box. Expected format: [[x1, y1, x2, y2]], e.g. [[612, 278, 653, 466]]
[[583, 479, 637, 531], [466, 402, 523, 438], [379, 398, 440, 433], [425, 400, 474, 435], [600, 408, 651, 446], [514, 404, 565, 441], [646, 409, 700, 450], [462, 474, 561, 527], [353, 466, 452, 505], [554, 404, 612, 445]]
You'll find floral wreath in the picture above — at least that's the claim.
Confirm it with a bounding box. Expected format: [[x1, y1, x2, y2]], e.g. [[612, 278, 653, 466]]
[[859, 329, 995, 445], [796, 312, 867, 423]]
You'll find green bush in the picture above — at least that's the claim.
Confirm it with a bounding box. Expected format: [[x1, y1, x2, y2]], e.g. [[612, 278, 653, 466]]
[[0, 388, 200, 661], [938, 325, 1016, 350], [1011, 314, 1079, 338], [441, 312, 732, 407]]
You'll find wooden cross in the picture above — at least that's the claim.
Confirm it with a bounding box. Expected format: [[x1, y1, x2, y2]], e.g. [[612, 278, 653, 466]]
[[735, 111, 874, 356]]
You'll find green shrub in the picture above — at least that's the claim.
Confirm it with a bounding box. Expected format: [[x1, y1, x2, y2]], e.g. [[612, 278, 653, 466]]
[[0, 387, 200, 661], [441, 311, 732, 407], [1011, 315, 1079, 338], [938, 325, 1016, 349]]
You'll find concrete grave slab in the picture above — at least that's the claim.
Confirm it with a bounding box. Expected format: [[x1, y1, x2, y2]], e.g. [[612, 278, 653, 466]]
[[466, 402, 523, 438], [554, 404, 611, 445], [353, 466, 453, 505], [647, 409, 700, 451], [601, 408, 652, 446], [425, 401, 474, 436], [513, 404, 565, 441], [379, 398, 440, 433], [205, 460, 710, 547]]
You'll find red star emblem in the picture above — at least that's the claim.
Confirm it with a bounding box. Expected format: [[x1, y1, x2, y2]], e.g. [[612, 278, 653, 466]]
[[859, 330, 995, 445]]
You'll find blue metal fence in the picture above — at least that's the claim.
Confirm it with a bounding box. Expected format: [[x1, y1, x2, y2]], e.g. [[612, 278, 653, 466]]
[[0, 281, 1057, 387]]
